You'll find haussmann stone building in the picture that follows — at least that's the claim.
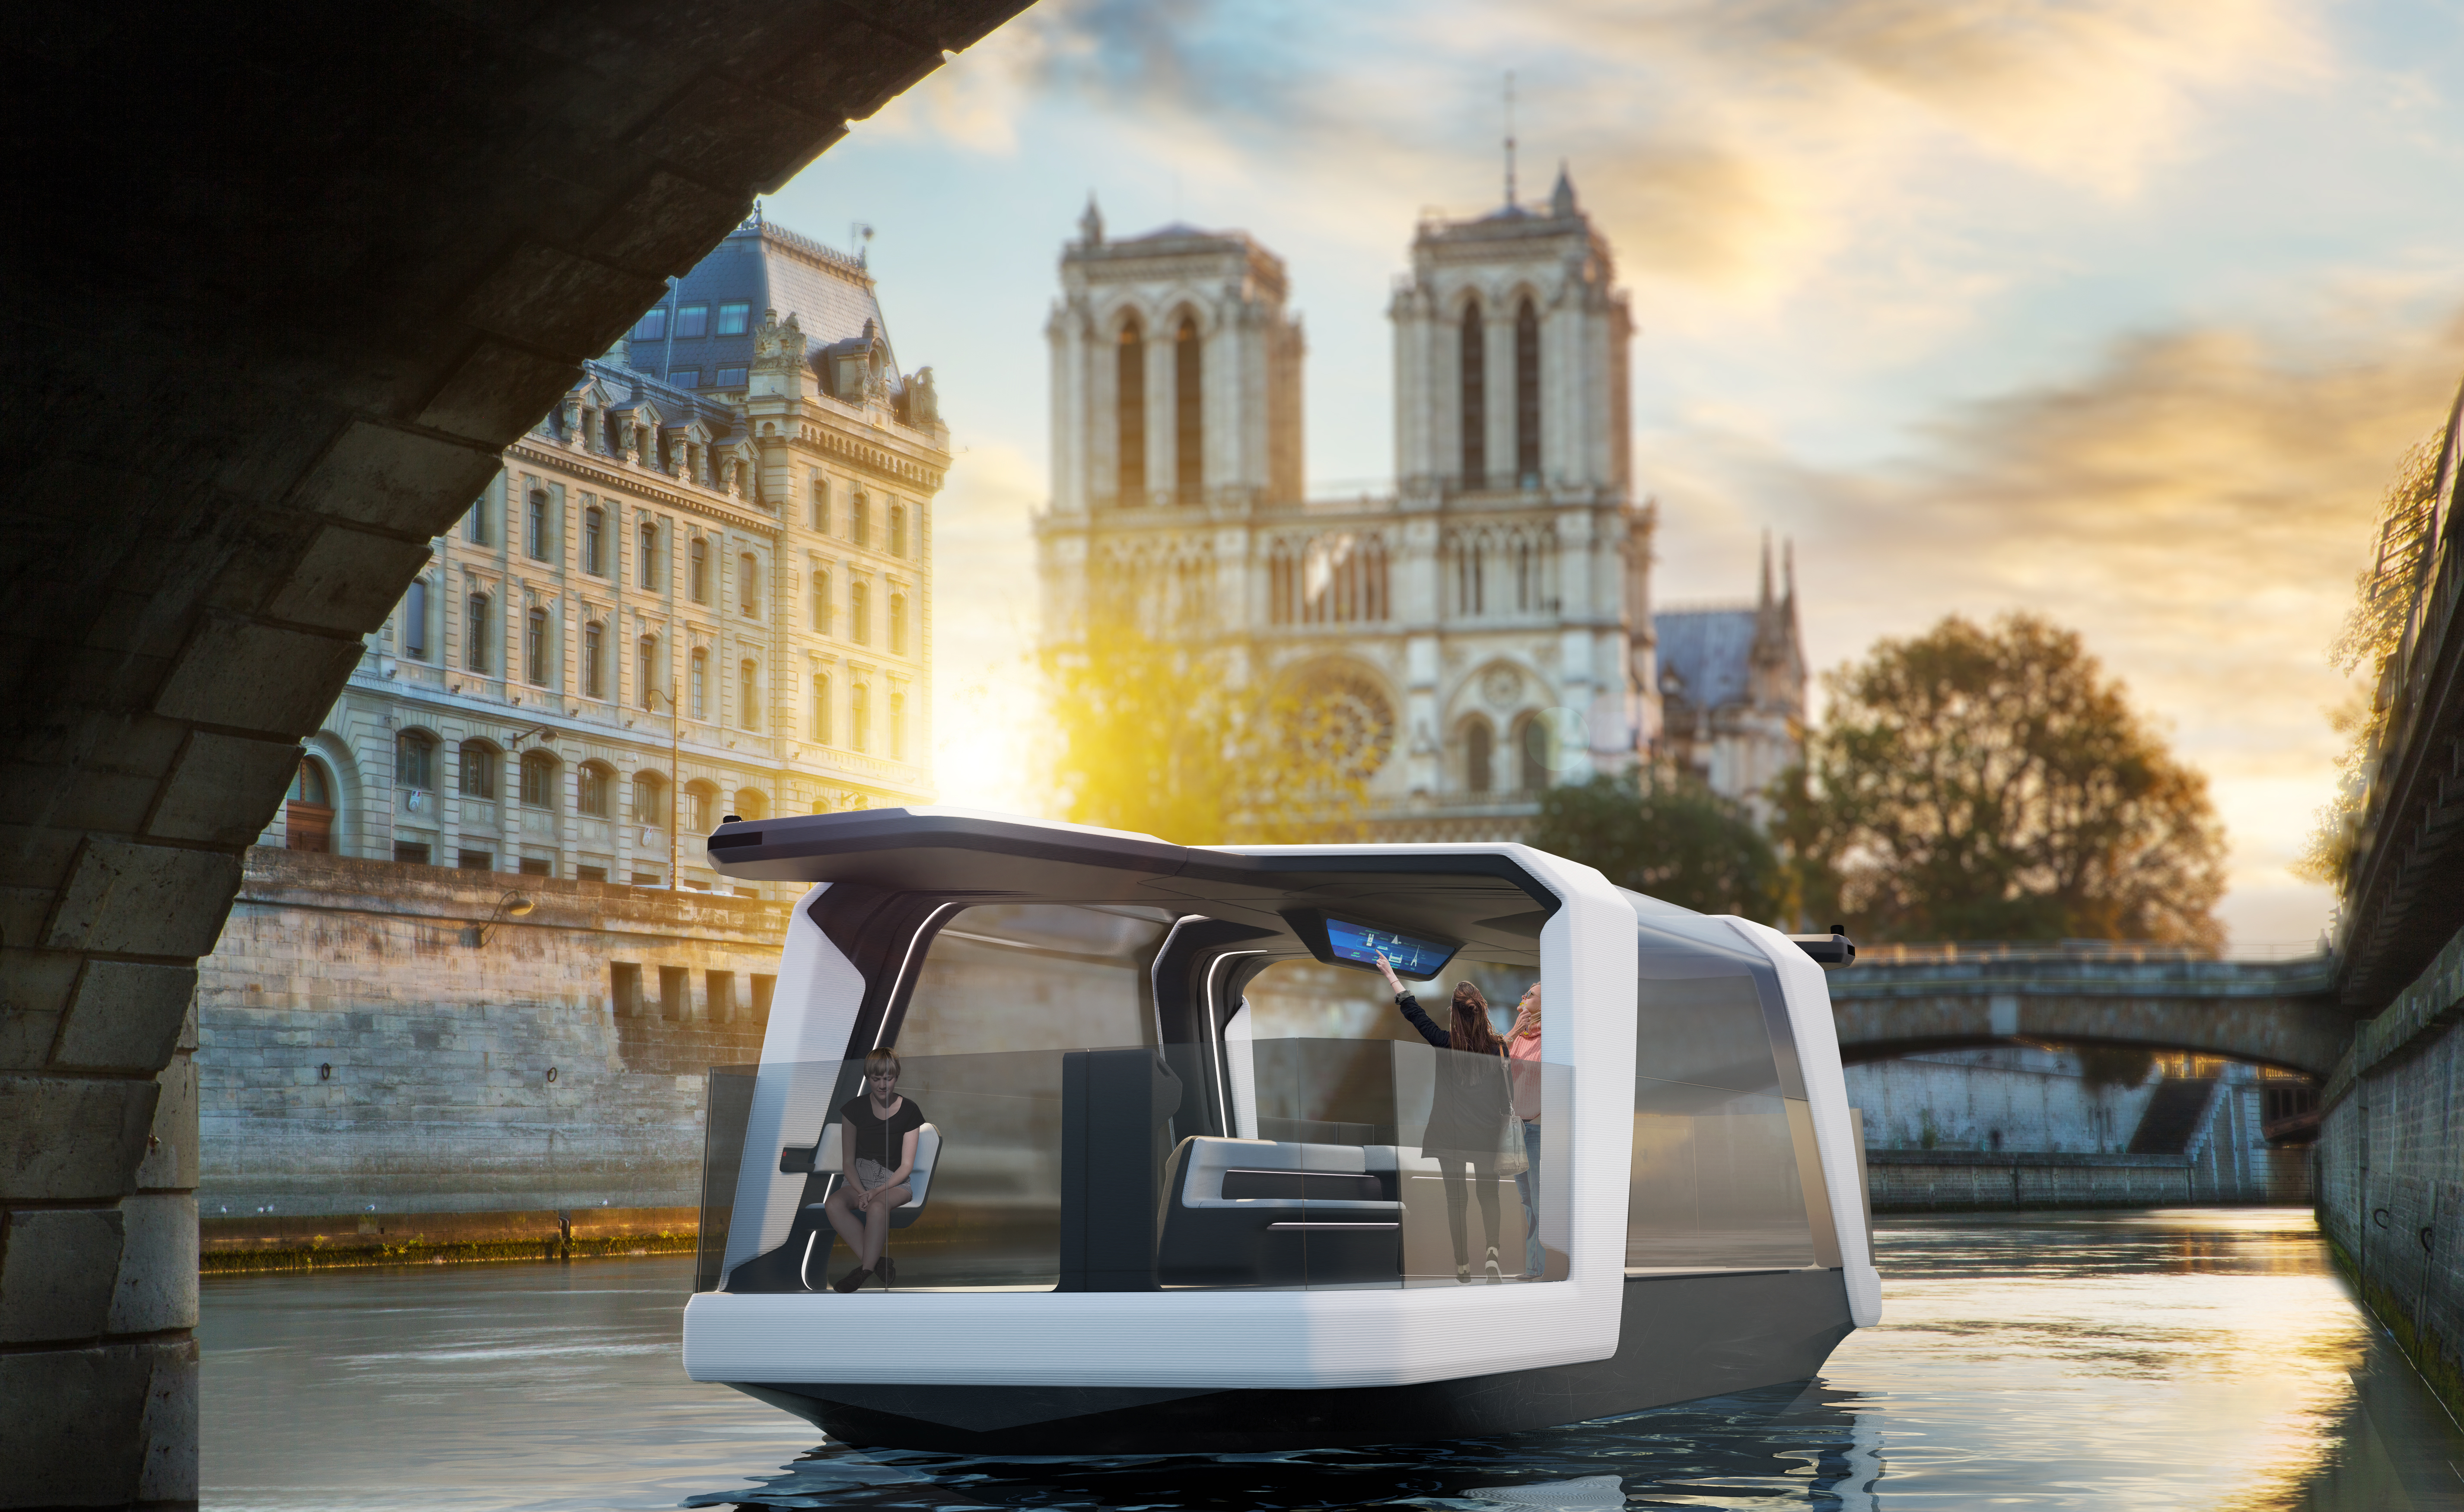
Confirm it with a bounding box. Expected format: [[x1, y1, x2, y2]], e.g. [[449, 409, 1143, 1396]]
[[195, 213, 950, 1243]]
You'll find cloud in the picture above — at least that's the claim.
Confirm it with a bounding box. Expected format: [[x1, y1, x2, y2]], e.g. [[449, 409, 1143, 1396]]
[[1650, 295, 2464, 931]]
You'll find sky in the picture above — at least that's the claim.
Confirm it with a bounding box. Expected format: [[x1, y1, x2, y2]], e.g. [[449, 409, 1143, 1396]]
[[758, 0, 2464, 946]]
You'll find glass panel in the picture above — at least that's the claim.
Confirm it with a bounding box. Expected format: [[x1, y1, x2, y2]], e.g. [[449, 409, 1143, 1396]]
[[1627, 1075, 1815, 1271], [895, 903, 1170, 1058], [703, 1044, 1569, 1296], [695, 1064, 756, 1291]]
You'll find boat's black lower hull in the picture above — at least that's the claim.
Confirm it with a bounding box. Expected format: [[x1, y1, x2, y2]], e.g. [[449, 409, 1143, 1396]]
[[727, 1268, 1856, 1454]]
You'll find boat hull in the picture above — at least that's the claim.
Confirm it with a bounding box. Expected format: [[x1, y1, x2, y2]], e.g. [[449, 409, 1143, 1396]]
[[725, 1267, 1855, 1454]]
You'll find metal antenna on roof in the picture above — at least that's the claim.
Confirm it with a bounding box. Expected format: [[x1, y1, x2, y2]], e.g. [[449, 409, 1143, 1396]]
[[1503, 71, 1517, 209]]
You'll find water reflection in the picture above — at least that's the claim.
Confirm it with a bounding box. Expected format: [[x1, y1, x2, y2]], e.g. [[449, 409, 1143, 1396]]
[[201, 1210, 2464, 1511]]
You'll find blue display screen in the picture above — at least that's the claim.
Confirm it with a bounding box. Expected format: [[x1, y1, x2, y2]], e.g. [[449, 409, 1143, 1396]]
[[1325, 917, 1458, 979]]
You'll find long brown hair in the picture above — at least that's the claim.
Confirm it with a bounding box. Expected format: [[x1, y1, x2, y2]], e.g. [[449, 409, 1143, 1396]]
[[1449, 982, 1504, 1057]]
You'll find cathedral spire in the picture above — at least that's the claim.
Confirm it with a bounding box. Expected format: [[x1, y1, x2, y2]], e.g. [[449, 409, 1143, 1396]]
[[1079, 192, 1104, 248], [1758, 530, 1774, 608], [1550, 161, 1578, 218], [1503, 71, 1518, 208]]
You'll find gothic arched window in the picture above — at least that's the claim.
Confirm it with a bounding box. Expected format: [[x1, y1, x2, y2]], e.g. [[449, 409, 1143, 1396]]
[[1515, 297, 1541, 486], [1518, 713, 1553, 794], [1174, 314, 1203, 502], [1116, 315, 1146, 505], [1465, 718, 1494, 794], [1459, 299, 1486, 488]]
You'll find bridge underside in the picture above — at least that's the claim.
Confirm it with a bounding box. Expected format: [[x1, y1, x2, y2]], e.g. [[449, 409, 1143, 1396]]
[[1829, 959, 2349, 1078], [0, 5, 1029, 1506]]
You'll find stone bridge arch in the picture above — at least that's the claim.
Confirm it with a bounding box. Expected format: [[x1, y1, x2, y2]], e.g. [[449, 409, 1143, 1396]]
[[1827, 950, 2349, 1078], [0, 5, 1031, 1505]]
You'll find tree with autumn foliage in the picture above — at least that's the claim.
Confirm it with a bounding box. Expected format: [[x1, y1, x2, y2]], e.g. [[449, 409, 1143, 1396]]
[[1036, 617, 1374, 846], [1774, 612, 2225, 945]]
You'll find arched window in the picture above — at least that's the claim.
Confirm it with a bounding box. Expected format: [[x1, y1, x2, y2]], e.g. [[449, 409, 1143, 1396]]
[[810, 476, 829, 533], [1464, 718, 1494, 794], [810, 568, 830, 634], [684, 782, 716, 834], [465, 594, 490, 673], [396, 731, 436, 791], [889, 691, 907, 760], [285, 756, 334, 852], [888, 502, 906, 559], [458, 740, 498, 799], [577, 762, 611, 818], [888, 594, 907, 655], [810, 673, 831, 743], [583, 623, 605, 699], [1174, 314, 1203, 502], [852, 682, 872, 752], [523, 607, 549, 686], [637, 636, 658, 710], [637, 521, 659, 589], [688, 537, 708, 603], [739, 660, 760, 731], [633, 771, 668, 826], [520, 750, 558, 809], [738, 553, 760, 618], [526, 489, 550, 561], [1459, 299, 1486, 487], [1514, 297, 1541, 486], [850, 580, 870, 645], [689, 648, 707, 720], [851, 493, 870, 550], [733, 788, 769, 822], [582, 505, 605, 575], [401, 579, 428, 660], [1518, 715, 1553, 794], [1116, 315, 1146, 504]]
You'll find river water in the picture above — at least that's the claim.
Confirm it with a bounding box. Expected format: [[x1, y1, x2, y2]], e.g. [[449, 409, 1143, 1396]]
[[201, 1208, 2464, 1510]]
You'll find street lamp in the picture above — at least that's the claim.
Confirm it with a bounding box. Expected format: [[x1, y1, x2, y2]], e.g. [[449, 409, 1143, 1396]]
[[461, 890, 535, 948]]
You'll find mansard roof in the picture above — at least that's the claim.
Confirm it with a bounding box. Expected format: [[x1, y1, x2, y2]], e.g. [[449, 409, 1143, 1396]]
[[634, 211, 900, 397], [1654, 605, 1761, 711]]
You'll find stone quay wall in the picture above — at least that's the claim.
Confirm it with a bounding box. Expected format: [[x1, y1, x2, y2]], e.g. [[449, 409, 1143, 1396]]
[[1868, 1147, 2311, 1212], [197, 849, 780, 1228], [2317, 924, 2464, 1411]]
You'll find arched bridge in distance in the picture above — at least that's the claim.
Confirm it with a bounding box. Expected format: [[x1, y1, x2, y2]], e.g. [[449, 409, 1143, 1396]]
[[1827, 943, 2346, 1078]]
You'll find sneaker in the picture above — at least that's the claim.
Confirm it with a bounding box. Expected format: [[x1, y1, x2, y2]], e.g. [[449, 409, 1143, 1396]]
[[876, 1256, 897, 1290], [831, 1265, 870, 1294]]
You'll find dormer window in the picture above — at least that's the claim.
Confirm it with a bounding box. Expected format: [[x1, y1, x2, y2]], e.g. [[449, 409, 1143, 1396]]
[[675, 305, 709, 340], [669, 369, 700, 389], [633, 308, 667, 342], [716, 304, 751, 336], [715, 366, 748, 387]]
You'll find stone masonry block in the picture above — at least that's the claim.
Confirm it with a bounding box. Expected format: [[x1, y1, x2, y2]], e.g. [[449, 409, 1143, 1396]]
[[151, 612, 366, 737], [136, 1335, 200, 1504], [456, 241, 663, 359], [0, 1343, 149, 1507], [0, 1074, 158, 1201], [284, 417, 506, 537], [43, 839, 243, 959], [106, 1194, 197, 1334], [415, 337, 585, 445], [54, 961, 196, 1072], [0, 1207, 124, 1342], [148, 730, 303, 846], [264, 522, 439, 635], [137, 1056, 199, 1191]]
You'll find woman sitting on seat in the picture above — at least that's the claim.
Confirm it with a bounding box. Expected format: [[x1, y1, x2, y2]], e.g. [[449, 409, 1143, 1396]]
[[821, 1046, 925, 1292]]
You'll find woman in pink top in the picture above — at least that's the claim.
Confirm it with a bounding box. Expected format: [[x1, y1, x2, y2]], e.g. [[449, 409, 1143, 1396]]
[[1506, 983, 1545, 1278]]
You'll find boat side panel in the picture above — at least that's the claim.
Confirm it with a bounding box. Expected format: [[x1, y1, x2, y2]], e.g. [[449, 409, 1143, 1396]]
[[739, 1268, 1854, 1454], [1725, 917, 1882, 1328]]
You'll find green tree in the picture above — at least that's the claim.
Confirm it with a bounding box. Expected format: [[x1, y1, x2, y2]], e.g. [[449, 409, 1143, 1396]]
[[2296, 430, 2451, 884], [1527, 767, 1786, 920], [1775, 612, 2225, 945], [1037, 617, 1372, 845]]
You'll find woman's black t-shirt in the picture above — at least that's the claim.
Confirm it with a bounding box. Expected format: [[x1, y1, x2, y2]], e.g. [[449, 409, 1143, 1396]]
[[841, 1095, 926, 1168]]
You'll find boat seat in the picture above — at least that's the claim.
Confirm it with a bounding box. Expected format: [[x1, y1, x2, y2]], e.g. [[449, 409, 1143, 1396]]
[[1156, 1136, 1402, 1287], [796, 1121, 942, 1230]]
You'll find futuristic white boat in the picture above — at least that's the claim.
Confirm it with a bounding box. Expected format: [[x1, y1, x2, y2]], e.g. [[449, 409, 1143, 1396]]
[[681, 809, 1879, 1453]]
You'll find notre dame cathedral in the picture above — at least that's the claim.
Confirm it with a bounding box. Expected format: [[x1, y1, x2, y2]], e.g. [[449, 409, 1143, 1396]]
[[1033, 168, 1801, 839]]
